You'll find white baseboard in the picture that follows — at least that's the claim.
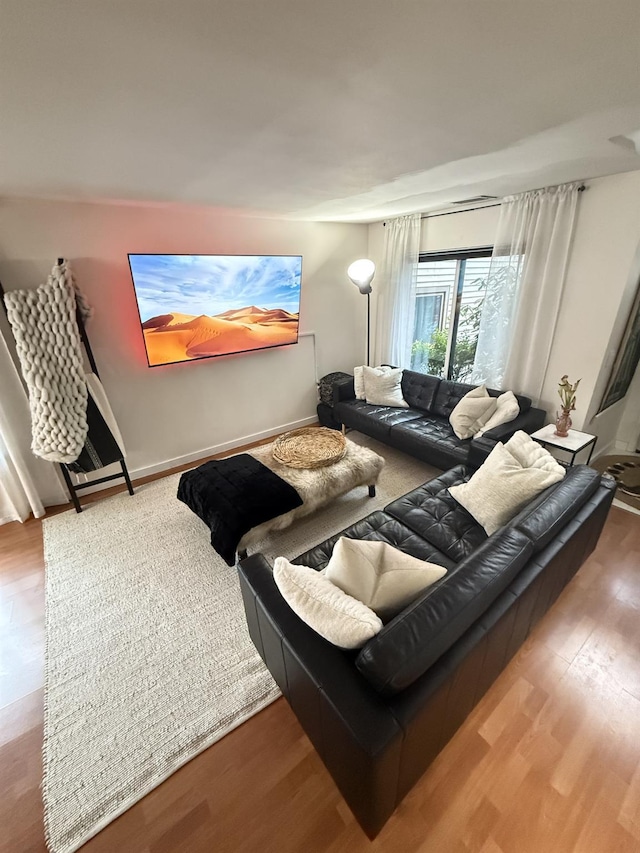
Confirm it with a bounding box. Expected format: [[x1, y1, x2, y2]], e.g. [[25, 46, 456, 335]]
[[131, 414, 319, 480], [65, 414, 320, 498]]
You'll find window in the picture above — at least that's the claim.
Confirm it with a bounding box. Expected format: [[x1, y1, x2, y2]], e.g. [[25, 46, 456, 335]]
[[410, 248, 493, 381]]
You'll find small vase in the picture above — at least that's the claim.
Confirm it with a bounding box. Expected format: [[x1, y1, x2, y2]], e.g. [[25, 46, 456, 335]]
[[554, 408, 572, 437]]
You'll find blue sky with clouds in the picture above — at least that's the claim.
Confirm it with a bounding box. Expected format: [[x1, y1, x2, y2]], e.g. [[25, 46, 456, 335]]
[[129, 254, 302, 321]]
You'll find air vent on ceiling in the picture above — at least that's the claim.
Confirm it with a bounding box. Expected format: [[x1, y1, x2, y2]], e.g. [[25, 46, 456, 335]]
[[451, 195, 498, 205]]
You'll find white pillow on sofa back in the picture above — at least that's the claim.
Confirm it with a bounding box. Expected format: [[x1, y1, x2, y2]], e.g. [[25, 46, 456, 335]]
[[449, 385, 497, 439], [324, 537, 447, 621], [353, 365, 365, 400], [475, 390, 520, 438], [354, 364, 392, 401], [363, 366, 408, 408], [449, 430, 565, 535]]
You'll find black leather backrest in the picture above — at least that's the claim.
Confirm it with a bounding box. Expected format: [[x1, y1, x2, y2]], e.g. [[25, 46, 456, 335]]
[[431, 380, 476, 418], [510, 465, 601, 552], [429, 379, 531, 417], [400, 370, 441, 412], [514, 394, 531, 413], [355, 527, 534, 695]]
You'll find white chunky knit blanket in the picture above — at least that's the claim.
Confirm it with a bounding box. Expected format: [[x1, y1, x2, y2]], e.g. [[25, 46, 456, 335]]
[[4, 262, 89, 463]]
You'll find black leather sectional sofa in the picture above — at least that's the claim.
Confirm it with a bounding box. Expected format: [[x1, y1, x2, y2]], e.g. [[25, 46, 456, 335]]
[[239, 464, 615, 837], [322, 369, 546, 470]]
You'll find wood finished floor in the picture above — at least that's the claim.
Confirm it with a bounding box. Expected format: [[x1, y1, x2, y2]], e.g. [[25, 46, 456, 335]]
[[1, 475, 640, 852]]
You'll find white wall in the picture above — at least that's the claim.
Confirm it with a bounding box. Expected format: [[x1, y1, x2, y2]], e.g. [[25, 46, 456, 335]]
[[418, 206, 500, 254], [0, 198, 367, 480], [545, 172, 640, 453], [366, 205, 500, 269], [367, 173, 640, 456]]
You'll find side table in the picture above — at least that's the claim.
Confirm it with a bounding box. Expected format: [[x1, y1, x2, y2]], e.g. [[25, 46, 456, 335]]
[[530, 424, 597, 467]]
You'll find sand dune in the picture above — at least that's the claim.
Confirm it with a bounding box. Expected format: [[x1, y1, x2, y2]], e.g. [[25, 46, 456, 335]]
[[216, 306, 298, 325], [142, 312, 200, 329], [142, 308, 299, 365], [217, 305, 270, 320]]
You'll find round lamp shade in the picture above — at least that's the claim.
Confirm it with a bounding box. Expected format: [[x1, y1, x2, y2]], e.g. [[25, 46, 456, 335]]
[[347, 259, 375, 294]]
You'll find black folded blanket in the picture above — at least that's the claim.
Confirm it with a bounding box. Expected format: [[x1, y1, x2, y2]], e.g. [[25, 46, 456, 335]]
[[177, 454, 303, 566]]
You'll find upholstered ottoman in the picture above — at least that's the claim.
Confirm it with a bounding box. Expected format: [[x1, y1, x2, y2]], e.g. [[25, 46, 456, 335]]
[[238, 438, 385, 557], [178, 438, 385, 564]]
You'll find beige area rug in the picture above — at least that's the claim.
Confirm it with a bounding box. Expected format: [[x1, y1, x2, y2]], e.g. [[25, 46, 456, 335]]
[[42, 433, 438, 853], [591, 453, 640, 512]]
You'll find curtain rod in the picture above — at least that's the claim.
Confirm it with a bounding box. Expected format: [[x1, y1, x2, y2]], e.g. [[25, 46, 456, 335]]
[[383, 183, 586, 225]]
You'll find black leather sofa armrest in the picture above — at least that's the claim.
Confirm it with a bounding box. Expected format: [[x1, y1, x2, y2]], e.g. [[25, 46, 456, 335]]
[[468, 435, 498, 468], [238, 552, 405, 837], [469, 406, 546, 467], [238, 554, 402, 748], [481, 405, 546, 443], [333, 375, 356, 404]]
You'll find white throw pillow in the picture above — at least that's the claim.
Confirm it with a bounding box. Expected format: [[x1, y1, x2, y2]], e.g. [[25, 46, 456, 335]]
[[324, 537, 447, 620], [476, 391, 520, 437], [363, 366, 408, 408], [353, 365, 366, 400], [449, 385, 498, 439], [503, 430, 567, 474], [354, 365, 391, 400], [449, 432, 565, 535], [273, 557, 382, 649]]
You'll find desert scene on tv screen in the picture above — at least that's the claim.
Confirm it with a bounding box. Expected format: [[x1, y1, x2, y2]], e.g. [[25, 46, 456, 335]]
[[128, 254, 301, 366]]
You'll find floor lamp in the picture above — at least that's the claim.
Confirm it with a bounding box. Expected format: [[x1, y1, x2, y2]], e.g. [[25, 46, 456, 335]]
[[347, 259, 376, 366]]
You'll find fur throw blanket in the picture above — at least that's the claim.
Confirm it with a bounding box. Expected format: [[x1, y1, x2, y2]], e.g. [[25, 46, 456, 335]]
[[238, 439, 385, 551]]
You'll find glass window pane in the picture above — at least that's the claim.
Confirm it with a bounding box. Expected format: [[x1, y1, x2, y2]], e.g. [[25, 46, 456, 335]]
[[450, 257, 492, 381], [411, 293, 444, 373], [412, 259, 456, 377]]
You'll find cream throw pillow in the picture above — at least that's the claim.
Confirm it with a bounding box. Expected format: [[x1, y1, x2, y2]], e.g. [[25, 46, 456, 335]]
[[503, 429, 567, 473], [449, 431, 565, 535], [354, 365, 391, 401], [363, 366, 408, 408], [476, 391, 520, 437], [273, 557, 382, 649], [324, 537, 447, 620], [353, 365, 366, 400], [449, 385, 498, 439]]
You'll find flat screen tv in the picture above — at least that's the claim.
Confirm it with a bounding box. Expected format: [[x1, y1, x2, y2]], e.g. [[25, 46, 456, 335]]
[[128, 254, 302, 367]]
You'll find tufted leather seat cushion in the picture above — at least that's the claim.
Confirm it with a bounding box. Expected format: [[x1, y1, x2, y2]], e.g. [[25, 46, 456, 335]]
[[389, 417, 471, 464], [385, 467, 487, 563], [401, 370, 441, 412], [334, 400, 424, 441], [292, 510, 455, 574], [355, 527, 534, 695]]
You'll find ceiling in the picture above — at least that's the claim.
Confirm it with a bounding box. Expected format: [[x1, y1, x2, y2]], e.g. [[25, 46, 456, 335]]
[[2, 1, 640, 223]]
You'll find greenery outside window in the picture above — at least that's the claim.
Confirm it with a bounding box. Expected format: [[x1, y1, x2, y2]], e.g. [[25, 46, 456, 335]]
[[411, 248, 493, 380]]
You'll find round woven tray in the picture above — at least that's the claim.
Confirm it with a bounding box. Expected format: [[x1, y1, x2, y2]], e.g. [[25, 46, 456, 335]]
[[272, 427, 347, 469]]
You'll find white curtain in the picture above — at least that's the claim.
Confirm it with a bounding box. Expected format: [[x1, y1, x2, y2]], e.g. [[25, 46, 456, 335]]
[[472, 182, 581, 402], [373, 213, 421, 367], [0, 330, 67, 524]]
